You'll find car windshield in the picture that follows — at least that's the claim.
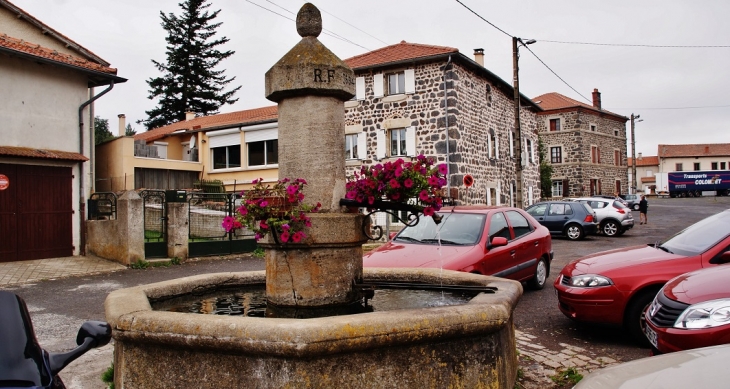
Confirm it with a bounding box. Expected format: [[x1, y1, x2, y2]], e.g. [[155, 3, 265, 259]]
[[395, 213, 486, 245], [660, 210, 730, 256]]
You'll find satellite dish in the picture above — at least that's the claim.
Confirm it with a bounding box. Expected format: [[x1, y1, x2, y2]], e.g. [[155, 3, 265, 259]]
[[189, 135, 196, 148]]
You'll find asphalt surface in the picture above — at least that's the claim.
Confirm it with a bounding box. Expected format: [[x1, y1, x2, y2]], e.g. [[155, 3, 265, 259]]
[[2, 196, 728, 388]]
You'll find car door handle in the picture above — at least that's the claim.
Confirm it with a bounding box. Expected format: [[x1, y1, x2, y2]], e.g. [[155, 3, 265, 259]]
[[564, 217, 569, 220], [510, 250, 516, 257], [534, 241, 539, 246]]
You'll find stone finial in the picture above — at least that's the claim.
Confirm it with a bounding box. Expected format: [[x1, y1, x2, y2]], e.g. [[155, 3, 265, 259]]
[[296, 3, 322, 38]]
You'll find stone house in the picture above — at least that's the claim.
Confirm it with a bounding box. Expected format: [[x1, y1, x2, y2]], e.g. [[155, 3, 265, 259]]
[[0, 0, 125, 261], [627, 154, 659, 194], [657, 143, 730, 174], [533, 89, 629, 198], [343, 41, 543, 207]]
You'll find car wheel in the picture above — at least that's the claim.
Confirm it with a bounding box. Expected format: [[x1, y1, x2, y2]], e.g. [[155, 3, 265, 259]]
[[633, 204, 640, 211], [564, 224, 584, 240], [602, 220, 620, 237], [527, 258, 548, 290], [624, 288, 660, 347]]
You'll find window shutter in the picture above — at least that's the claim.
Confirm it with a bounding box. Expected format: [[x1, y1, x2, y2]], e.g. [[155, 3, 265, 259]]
[[522, 140, 527, 167], [357, 132, 367, 160], [530, 140, 535, 164], [404, 69, 415, 94], [495, 135, 499, 159], [245, 128, 277, 143], [376, 130, 386, 160], [528, 186, 533, 206], [562, 179, 569, 197], [598, 147, 601, 163], [496, 183, 501, 206], [406, 127, 417, 157], [509, 131, 514, 157], [209, 132, 241, 148], [487, 136, 492, 158], [356, 77, 365, 100], [373, 73, 384, 98]]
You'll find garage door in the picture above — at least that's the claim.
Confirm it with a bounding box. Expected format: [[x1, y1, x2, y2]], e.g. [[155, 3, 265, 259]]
[[0, 163, 74, 262]]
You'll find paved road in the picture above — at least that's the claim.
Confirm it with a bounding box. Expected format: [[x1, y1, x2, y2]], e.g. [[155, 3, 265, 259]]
[[2, 196, 728, 388]]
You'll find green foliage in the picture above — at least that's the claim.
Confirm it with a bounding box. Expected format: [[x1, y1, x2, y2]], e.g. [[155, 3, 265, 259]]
[[252, 247, 265, 257], [130, 260, 150, 269], [170, 256, 182, 265], [140, 0, 241, 130], [124, 123, 137, 136], [101, 363, 114, 389], [94, 116, 114, 145], [550, 367, 583, 386], [537, 138, 554, 199]]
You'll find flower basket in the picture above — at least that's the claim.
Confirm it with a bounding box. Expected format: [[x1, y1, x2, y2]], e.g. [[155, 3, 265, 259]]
[[222, 178, 321, 243]]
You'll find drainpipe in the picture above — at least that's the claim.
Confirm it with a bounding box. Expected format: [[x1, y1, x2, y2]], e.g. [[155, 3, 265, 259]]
[[78, 81, 115, 255], [443, 55, 452, 197]]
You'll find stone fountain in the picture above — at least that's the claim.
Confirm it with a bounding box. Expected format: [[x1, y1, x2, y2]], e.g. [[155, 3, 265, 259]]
[[105, 4, 522, 388]]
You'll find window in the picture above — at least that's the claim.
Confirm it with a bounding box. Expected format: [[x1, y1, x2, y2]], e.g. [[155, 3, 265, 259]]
[[390, 128, 407, 156], [549, 203, 573, 216], [488, 212, 511, 240], [488, 132, 496, 159], [212, 145, 241, 169], [345, 134, 359, 159], [248, 140, 278, 166], [646, 170, 653, 177], [694, 162, 701, 171], [550, 146, 562, 164], [388, 72, 405, 95], [509, 131, 514, 157], [527, 203, 547, 217], [551, 180, 563, 197], [355, 77, 365, 100], [614, 150, 620, 166], [722, 162, 727, 170], [590, 124, 597, 132], [527, 139, 534, 164], [591, 146, 600, 164], [712, 162, 718, 170], [614, 129, 619, 136], [676, 163, 683, 171], [506, 210, 532, 239], [549, 118, 561, 132]]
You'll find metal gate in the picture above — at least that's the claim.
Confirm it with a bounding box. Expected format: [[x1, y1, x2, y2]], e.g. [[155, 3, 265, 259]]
[[0, 164, 73, 262], [140, 190, 167, 258], [188, 192, 256, 257]]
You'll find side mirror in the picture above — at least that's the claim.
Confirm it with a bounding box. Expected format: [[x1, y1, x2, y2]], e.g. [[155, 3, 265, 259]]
[[49, 321, 111, 375], [488, 236, 508, 249]]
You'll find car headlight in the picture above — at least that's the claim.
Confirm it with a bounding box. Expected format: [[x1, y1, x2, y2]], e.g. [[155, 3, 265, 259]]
[[675, 299, 730, 329], [567, 274, 613, 287]]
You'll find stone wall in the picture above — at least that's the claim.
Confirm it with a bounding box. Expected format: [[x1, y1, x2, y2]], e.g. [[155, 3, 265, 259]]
[[539, 110, 628, 197], [345, 60, 541, 206]]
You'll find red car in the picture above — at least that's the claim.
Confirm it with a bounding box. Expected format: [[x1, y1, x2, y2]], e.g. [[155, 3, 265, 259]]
[[363, 206, 553, 289], [554, 209, 730, 345], [645, 265, 730, 354]]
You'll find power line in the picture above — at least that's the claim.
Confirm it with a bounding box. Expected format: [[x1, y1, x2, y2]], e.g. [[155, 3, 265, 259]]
[[522, 45, 591, 103], [607, 104, 730, 110], [539, 40, 730, 48], [453, 0, 512, 38], [319, 8, 389, 46], [245, 0, 371, 51]]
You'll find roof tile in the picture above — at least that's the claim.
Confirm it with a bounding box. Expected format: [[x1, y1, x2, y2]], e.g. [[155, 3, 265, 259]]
[[0, 145, 88, 161], [344, 41, 458, 69], [0, 34, 117, 74], [533, 92, 626, 120], [627, 156, 659, 166], [658, 143, 730, 158]]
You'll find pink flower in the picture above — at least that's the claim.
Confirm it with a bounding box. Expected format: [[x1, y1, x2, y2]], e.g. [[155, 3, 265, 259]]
[[286, 185, 298, 195], [368, 195, 376, 204], [419, 190, 430, 202], [221, 216, 236, 232], [238, 206, 248, 216], [292, 231, 305, 243], [390, 192, 401, 201], [260, 220, 268, 229], [259, 199, 269, 207], [389, 179, 400, 189], [280, 231, 290, 243], [438, 164, 448, 175], [403, 178, 414, 188], [423, 207, 435, 216], [281, 224, 290, 231], [428, 175, 440, 186]]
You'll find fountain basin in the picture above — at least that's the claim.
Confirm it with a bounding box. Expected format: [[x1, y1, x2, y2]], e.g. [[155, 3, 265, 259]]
[[106, 268, 522, 388]]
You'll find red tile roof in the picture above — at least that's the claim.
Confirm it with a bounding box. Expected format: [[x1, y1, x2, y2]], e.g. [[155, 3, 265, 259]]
[[0, 145, 88, 161], [640, 177, 656, 183], [627, 156, 659, 167], [344, 41, 458, 69], [658, 143, 730, 158], [0, 34, 118, 75], [532, 92, 626, 120], [136, 106, 279, 142]]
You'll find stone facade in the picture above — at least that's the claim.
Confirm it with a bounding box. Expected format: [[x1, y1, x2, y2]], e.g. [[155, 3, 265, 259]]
[[344, 58, 541, 207], [538, 103, 629, 198]]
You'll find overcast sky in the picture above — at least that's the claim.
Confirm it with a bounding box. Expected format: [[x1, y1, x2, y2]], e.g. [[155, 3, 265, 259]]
[[14, 0, 730, 155]]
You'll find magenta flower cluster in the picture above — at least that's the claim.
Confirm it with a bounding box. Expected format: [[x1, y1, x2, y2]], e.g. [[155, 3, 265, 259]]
[[345, 155, 447, 216], [222, 178, 321, 243]]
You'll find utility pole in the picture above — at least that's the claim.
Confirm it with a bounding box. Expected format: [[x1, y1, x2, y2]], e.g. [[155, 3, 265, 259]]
[[630, 114, 639, 194], [512, 37, 535, 208]]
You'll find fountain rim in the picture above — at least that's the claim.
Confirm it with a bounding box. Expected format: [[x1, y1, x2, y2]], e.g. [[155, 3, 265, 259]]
[[105, 268, 522, 358]]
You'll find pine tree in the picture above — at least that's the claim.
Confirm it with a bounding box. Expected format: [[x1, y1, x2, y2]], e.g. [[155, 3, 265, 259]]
[[125, 124, 137, 136], [140, 0, 241, 130]]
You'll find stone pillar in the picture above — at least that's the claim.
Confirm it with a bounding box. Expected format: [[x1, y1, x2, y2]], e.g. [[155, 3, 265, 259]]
[[263, 3, 367, 310], [166, 202, 189, 260], [87, 190, 144, 265]]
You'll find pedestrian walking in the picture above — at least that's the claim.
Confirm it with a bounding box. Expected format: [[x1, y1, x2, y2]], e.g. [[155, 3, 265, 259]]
[[639, 195, 648, 224]]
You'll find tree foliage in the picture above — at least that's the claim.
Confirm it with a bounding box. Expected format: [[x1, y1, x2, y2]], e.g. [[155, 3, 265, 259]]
[[538, 138, 553, 199], [124, 124, 137, 136], [140, 0, 241, 130], [94, 116, 114, 145]]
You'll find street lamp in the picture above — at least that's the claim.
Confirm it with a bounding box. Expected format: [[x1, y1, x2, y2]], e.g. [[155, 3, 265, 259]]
[[630, 114, 642, 194], [512, 37, 535, 208]]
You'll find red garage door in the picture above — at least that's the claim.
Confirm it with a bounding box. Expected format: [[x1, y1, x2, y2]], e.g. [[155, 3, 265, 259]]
[[0, 163, 74, 262]]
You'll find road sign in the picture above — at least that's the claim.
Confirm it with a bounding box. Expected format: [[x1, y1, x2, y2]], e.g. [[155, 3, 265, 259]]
[[463, 174, 474, 187], [0, 174, 8, 191]]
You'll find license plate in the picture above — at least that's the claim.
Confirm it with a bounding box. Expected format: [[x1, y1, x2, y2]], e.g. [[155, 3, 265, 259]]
[[645, 325, 658, 348]]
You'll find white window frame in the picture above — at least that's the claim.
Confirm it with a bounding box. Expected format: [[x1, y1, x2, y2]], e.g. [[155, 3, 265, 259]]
[[355, 77, 365, 100], [373, 73, 384, 98], [552, 180, 563, 198]]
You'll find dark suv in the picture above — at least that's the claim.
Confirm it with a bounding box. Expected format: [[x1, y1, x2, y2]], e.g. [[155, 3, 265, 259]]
[[526, 201, 598, 240]]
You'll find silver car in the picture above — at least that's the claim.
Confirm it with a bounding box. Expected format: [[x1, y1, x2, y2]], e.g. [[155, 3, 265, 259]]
[[572, 197, 634, 237]]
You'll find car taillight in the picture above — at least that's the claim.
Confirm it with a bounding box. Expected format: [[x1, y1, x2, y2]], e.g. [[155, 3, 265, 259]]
[[613, 204, 625, 214], [584, 215, 594, 223]]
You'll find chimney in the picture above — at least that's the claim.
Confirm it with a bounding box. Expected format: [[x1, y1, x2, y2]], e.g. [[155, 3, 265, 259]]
[[592, 88, 602, 110], [473, 48, 484, 66], [185, 111, 196, 121], [117, 114, 126, 136], [638, 152, 642, 160]]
